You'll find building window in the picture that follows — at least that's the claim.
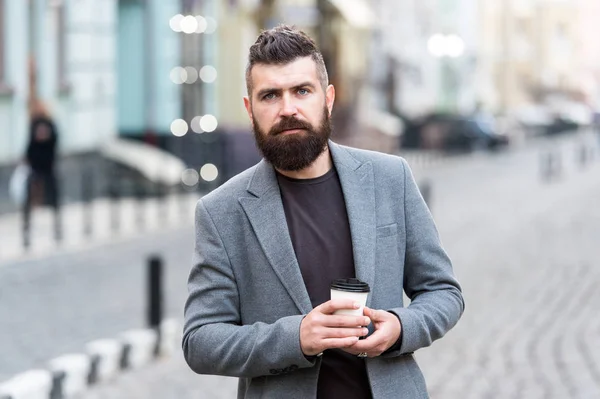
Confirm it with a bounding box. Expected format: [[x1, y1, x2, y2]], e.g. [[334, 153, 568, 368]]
[[56, 0, 69, 92], [0, 0, 6, 84]]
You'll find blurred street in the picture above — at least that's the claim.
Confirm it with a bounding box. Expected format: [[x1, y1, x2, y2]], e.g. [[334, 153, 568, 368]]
[[1, 132, 597, 398]]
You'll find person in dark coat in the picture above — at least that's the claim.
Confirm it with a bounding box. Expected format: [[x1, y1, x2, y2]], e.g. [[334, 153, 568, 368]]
[[23, 105, 62, 248]]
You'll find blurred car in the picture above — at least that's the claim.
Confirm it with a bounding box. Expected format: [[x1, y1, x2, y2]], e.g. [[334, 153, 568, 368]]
[[445, 118, 509, 152], [544, 116, 579, 136], [400, 112, 509, 152]]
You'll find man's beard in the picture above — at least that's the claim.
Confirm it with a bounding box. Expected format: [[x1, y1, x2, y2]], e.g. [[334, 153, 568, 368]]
[[252, 106, 332, 171]]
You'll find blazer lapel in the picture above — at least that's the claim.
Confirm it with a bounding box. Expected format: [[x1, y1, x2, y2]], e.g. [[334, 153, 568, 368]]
[[330, 142, 377, 307], [239, 160, 313, 315]]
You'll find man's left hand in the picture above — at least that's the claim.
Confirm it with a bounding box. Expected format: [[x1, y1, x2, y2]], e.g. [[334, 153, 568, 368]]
[[342, 307, 401, 358]]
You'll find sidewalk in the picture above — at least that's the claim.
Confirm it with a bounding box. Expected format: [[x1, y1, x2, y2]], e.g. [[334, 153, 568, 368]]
[[0, 191, 200, 266]]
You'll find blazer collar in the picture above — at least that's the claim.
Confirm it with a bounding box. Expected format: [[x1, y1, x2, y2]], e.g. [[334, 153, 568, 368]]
[[240, 141, 377, 313]]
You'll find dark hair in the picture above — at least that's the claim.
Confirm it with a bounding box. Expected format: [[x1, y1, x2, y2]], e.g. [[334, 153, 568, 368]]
[[245, 25, 328, 96]]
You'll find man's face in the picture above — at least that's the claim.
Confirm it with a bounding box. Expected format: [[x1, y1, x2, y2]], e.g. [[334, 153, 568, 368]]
[[244, 57, 335, 171]]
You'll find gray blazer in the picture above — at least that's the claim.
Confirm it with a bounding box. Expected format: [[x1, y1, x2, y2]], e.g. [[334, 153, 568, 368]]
[[183, 141, 464, 398]]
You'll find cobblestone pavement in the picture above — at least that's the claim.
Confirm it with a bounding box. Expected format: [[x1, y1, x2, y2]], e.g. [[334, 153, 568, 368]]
[[0, 223, 196, 381], [2, 132, 599, 398]]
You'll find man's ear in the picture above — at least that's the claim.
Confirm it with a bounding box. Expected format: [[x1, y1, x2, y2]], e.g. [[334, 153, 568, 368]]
[[325, 85, 335, 117], [243, 97, 254, 126]]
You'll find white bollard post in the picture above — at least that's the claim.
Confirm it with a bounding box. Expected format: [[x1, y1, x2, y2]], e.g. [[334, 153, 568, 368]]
[[86, 339, 123, 383], [159, 318, 181, 357], [0, 370, 53, 399], [120, 329, 158, 369], [48, 354, 91, 398]]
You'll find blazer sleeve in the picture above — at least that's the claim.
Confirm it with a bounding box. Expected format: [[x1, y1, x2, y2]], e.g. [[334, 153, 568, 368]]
[[182, 199, 315, 378], [383, 158, 465, 357]]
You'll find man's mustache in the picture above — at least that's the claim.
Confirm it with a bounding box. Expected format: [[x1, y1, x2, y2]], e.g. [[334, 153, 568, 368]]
[[269, 117, 313, 136]]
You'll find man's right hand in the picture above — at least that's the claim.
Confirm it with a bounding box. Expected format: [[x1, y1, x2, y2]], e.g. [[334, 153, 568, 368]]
[[300, 299, 371, 356]]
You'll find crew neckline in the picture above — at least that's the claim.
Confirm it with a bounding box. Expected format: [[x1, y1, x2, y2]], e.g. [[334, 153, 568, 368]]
[[276, 166, 336, 185]]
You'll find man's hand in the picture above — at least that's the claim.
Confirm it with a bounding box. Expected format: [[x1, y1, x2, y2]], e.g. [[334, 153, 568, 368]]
[[343, 307, 401, 358], [300, 299, 371, 356]]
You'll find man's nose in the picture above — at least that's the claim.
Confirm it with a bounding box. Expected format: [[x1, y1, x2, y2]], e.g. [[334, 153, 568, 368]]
[[279, 94, 298, 117]]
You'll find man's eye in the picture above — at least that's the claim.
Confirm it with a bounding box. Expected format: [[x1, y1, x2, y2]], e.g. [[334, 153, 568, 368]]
[[298, 88, 309, 95], [263, 93, 276, 100]]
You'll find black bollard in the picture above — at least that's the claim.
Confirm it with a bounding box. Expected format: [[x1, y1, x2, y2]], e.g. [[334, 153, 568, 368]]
[[109, 165, 121, 234], [147, 255, 163, 355], [119, 343, 132, 370], [136, 181, 145, 230], [578, 143, 589, 168], [156, 181, 167, 224], [179, 183, 189, 220], [82, 168, 94, 237], [419, 180, 433, 212], [87, 354, 101, 385], [541, 151, 561, 181], [49, 370, 66, 399]]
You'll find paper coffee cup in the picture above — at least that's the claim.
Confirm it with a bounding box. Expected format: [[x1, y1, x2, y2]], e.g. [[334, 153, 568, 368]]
[[330, 278, 370, 316]]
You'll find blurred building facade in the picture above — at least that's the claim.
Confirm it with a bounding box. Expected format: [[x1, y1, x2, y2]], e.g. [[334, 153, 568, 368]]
[[2, 0, 598, 170], [366, 0, 480, 121], [475, 0, 599, 117], [0, 0, 184, 166], [0, 0, 117, 163]]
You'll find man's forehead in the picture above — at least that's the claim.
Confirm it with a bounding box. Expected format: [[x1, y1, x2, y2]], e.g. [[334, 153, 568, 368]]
[[251, 57, 319, 90]]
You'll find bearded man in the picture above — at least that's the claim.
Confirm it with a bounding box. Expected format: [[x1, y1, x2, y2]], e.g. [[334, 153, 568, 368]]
[[183, 25, 464, 399]]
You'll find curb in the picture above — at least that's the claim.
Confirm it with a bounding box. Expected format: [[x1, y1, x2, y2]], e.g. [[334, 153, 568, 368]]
[[0, 319, 181, 399]]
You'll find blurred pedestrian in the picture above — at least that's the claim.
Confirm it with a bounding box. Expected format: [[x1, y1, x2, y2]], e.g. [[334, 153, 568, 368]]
[[183, 25, 464, 399], [22, 100, 62, 248]]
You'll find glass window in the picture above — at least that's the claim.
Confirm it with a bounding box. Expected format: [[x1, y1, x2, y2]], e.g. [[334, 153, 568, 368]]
[[0, 0, 5, 83], [56, 0, 68, 90]]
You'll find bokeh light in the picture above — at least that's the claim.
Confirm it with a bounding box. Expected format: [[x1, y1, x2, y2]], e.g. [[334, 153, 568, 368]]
[[446, 35, 465, 58], [169, 67, 187, 84], [427, 34, 447, 58], [169, 14, 183, 32], [199, 66, 217, 83], [195, 16, 207, 33], [199, 115, 218, 132], [200, 164, 219, 182], [190, 116, 203, 133], [184, 67, 198, 84], [170, 119, 188, 137], [181, 168, 200, 186], [180, 15, 198, 34], [204, 17, 218, 34]]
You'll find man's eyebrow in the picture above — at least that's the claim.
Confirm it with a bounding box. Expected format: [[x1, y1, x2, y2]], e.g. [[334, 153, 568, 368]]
[[256, 88, 281, 98], [292, 82, 316, 90]]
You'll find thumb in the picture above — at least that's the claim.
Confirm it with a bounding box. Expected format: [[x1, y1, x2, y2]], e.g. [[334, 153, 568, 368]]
[[364, 307, 381, 322]]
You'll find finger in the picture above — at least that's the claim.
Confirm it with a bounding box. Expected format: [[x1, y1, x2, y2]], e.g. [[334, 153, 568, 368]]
[[317, 299, 361, 315], [346, 330, 385, 352], [363, 307, 384, 322], [322, 315, 371, 328], [322, 336, 361, 350], [320, 327, 369, 339]]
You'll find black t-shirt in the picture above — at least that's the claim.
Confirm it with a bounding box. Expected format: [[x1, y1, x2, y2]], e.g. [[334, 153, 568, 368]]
[[277, 167, 372, 399]]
